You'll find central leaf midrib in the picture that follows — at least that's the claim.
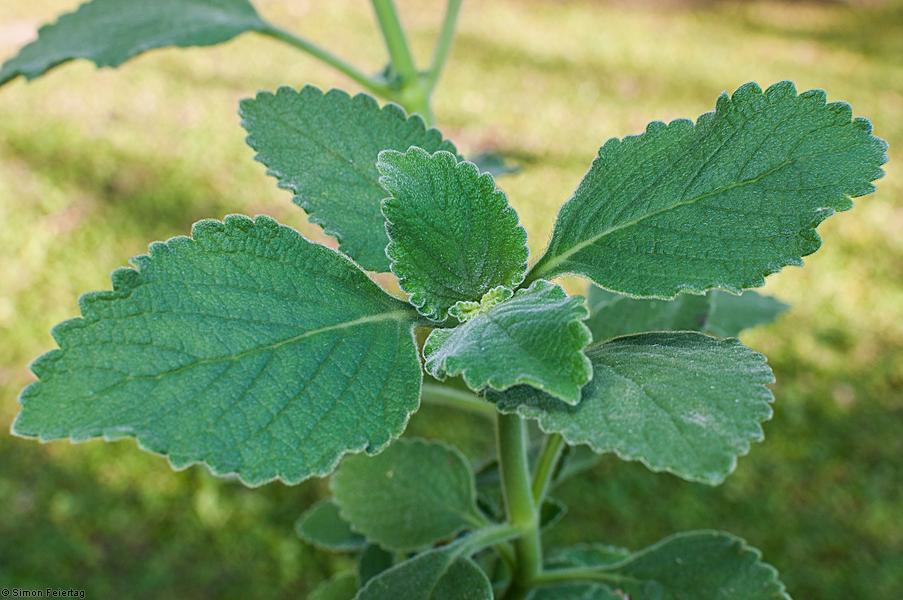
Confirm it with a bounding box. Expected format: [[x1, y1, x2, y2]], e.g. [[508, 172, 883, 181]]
[[69, 309, 413, 396], [532, 127, 860, 282], [535, 155, 801, 279]]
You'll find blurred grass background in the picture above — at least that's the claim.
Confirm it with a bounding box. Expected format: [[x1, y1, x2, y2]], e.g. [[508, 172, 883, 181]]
[[0, 0, 901, 598]]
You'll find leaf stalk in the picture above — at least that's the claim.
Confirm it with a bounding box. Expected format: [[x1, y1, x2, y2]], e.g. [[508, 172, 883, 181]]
[[257, 25, 394, 99], [496, 413, 543, 599]]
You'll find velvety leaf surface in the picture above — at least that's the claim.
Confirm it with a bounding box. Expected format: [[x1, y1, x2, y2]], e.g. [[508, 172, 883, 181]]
[[13, 215, 422, 486], [331, 438, 483, 552], [424, 280, 592, 405], [603, 531, 789, 599], [528, 81, 888, 297], [310, 571, 359, 600], [356, 543, 492, 600], [490, 332, 775, 484], [586, 286, 711, 342], [240, 86, 458, 272], [586, 286, 788, 341], [378, 148, 529, 320], [705, 291, 790, 338], [0, 0, 267, 86], [295, 499, 366, 552]]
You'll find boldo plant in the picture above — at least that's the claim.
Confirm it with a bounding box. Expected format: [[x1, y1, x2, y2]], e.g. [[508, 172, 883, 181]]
[[2, 2, 890, 600]]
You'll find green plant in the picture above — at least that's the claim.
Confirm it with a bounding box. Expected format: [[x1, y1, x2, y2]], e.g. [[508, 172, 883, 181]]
[[3, 2, 891, 600], [0, 0, 461, 125], [7, 76, 887, 597]]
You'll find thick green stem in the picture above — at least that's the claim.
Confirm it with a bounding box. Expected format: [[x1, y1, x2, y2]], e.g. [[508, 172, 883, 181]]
[[497, 413, 542, 599], [370, 0, 419, 82], [425, 0, 464, 92], [369, 0, 438, 124], [258, 25, 394, 98], [532, 433, 565, 503], [420, 383, 496, 419]]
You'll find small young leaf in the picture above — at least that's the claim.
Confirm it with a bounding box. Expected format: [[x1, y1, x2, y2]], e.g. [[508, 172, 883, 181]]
[[378, 148, 529, 320], [540, 497, 568, 532], [705, 290, 790, 338], [489, 332, 775, 485], [295, 499, 367, 552], [553, 445, 604, 487], [359, 544, 395, 586], [13, 215, 422, 486], [594, 531, 789, 600], [310, 571, 359, 600], [424, 280, 592, 405], [356, 543, 493, 600], [586, 286, 711, 343], [240, 86, 458, 272], [547, 543, 633, 569], [0, 0, 267, 86], [331, 438, 484, 552], [529, 81, 888, 297]]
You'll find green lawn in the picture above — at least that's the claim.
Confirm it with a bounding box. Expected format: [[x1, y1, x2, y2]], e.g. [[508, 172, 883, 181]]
[[1, 1, 901, 598]]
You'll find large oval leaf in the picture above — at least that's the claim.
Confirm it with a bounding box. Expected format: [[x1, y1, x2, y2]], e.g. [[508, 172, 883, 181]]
[[0, 0, 268, 86], [490, 332, 774, 485], [528, 81, 888, 297], [331, 438, 484, 552], [13, 215, 422, 486]]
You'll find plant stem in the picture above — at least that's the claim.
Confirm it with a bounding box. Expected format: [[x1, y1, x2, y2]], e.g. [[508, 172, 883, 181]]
[[425, 0, 464, 92], [369, 0, 437, 124], [258, 25, 394, 99], [496, 413, 542, 599], [420, 383, 496, 419], [531, 433, 565, 504], [370, 0, 419, 83]]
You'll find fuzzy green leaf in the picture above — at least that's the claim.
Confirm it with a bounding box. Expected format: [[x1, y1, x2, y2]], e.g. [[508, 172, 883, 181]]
[[424, 280, 592, 405], [239, 86, 458, 272], [296, 499, 367, 552], [378, 148, 529, 320], [555, 531, 790, 600], [528, 81, 888, 297], [359, 545, 395, 586], [490, 332, 774, 485], [0, 0, 267, 86], [705, 291, 789, 338], [586, 287, 711, 343], [13, 215, 422, 486], [331, 438, 483, 552], [356, 542, 492, 600], [310, 572, 359, 600], [587, 287, 788, 342]]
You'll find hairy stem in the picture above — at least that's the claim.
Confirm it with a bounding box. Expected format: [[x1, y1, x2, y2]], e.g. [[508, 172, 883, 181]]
[[258, 25, 393, 99], [497, 413, 542, 599], [532, 433, 566, 504], [420, 383, 497, 419]]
